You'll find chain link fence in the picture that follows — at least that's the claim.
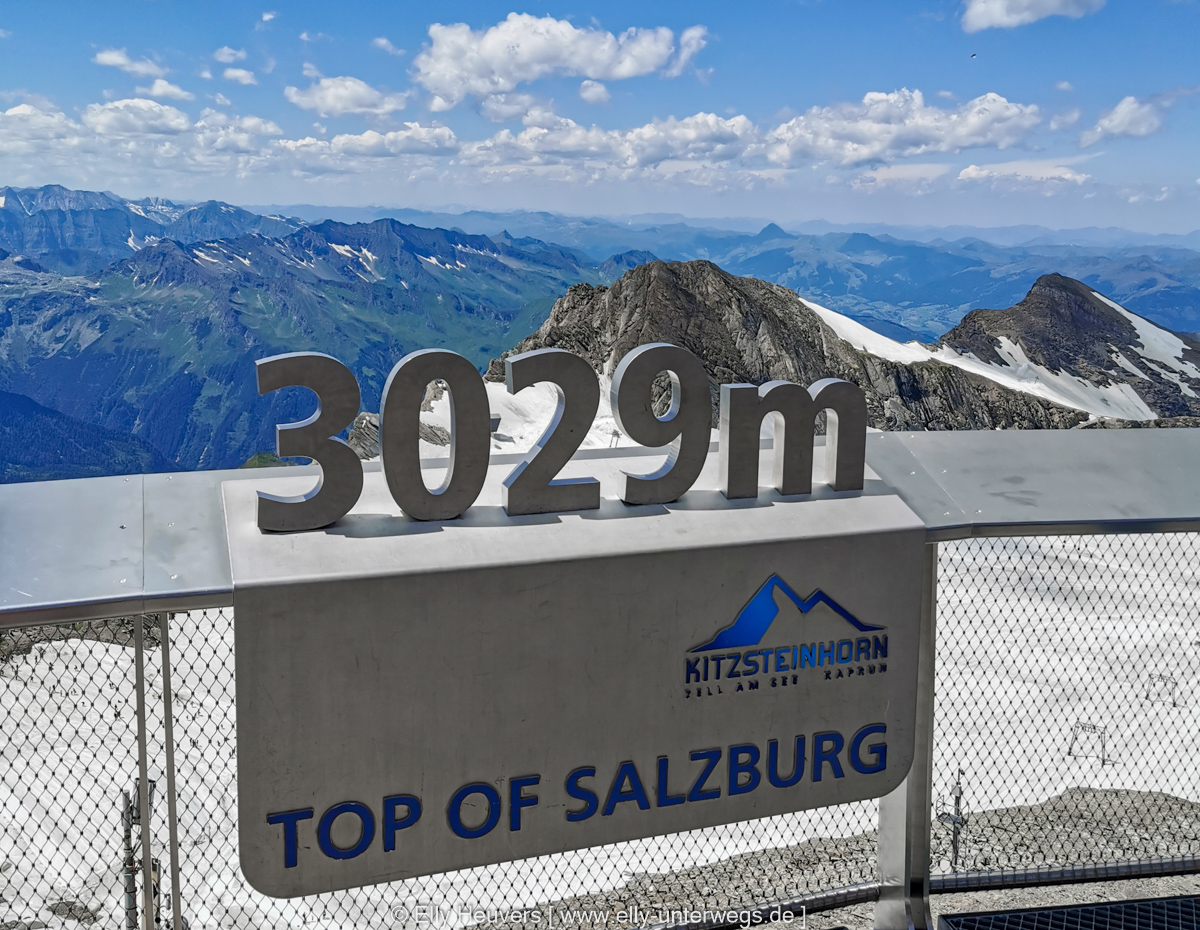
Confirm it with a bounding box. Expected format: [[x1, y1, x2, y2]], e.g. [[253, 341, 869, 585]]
[[932, 534, 1200, 878], [2, 533, 1198, 928]]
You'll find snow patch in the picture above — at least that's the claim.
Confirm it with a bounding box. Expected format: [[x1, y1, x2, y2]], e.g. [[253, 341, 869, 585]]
[[1094, 291, 1200, 384], [804, 298, 935, 366]]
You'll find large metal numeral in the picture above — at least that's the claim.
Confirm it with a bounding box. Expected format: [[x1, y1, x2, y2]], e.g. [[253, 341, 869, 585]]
[[380, 349, 491, 521], [502, 349, 600, 516], [255, 352, 363, 531], [610, 343, 711, 505], [719, 377, 867, 499]]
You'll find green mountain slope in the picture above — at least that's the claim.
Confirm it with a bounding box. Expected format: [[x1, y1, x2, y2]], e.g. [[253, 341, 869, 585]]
[[0, 390, 171, 482], [0, 219, 607, 470]]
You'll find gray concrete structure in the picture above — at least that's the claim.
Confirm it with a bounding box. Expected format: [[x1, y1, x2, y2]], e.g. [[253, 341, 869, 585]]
[[225, 456, 924, 895]]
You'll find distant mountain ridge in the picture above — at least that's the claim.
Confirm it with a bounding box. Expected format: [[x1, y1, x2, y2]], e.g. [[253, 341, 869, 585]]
[[0, 184, 305, 275]]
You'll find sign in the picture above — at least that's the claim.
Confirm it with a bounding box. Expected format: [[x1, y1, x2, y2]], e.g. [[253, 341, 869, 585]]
[[225, 451, 925, 897]]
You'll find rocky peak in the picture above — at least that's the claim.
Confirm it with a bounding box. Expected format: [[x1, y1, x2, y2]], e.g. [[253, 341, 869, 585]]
[[488, 260, 1087, 432], [940, 273, 1200, 418]]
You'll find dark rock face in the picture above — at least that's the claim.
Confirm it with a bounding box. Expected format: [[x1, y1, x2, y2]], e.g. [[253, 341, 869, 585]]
[[941, 273, 1200, 417], [487, 260, 1087, 431]]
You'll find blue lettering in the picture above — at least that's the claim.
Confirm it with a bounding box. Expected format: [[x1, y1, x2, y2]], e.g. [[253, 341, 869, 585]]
[[266, 808, 313, 869], [685, 658, 700, 683], [775, 648, 790, 672], [565, 767, 598, 822], [688, 749, 722, 802], [800, 644, 817, 668], [873, 635, 888, 659], [712, 655, 725, 679], [813, 732, 845, 781], [728, 744, 761, 796], [855, 638, 871, 662], [603, 762, 650, 815], [382, 795, 420, 852], [447, 783, 501, 839], [509, 775, 540, 831], [759, 649, 773, 673], [318, 801, 374, 860], [726, 654, 742, 678], [837, 640, 853, 664], [742, 653, 760, 675], [850, 724, 887, 775], [656, 757, 685, 807], [818, 642, 834, 666], [767, 737, 805, 788]]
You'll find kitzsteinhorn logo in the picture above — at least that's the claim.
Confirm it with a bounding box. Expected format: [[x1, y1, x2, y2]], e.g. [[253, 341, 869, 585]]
[[684, 574, 889, 699]]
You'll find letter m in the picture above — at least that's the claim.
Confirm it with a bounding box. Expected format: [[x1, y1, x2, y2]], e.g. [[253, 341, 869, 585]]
[[719, 379, 867, 499]]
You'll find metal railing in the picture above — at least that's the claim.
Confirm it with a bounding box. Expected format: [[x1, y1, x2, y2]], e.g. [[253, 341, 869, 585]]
[[2, 532, 1197, 929]]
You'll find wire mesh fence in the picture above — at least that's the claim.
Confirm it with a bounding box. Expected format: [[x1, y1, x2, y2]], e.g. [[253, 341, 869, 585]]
[[932, 534, 1200, 876], [1, 533, 1199, 928]]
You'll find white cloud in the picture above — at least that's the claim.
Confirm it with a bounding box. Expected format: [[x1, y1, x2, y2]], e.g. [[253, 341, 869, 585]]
[[213, 46, 247, 64], [412, 13, 690, 110], [284, 76, 407, 117], [957, 157, 1091, 184], [662, 25, 708, 79], [199, 68, 213, 80], [0, 29, 10, 39], [936, 90, 956, 100], [962, 0, 1105, 32], [0, 104, 82, 155], [579, 80, 610, 105], [1056, 80, 1074, 91], [213, 93, 232, 106], [223, 68, 258, 86], [1124, 186, 1170, 204], [1049, 107, 1080, 130], [852, 163, 952, 191], [81, 98, 191, 134], [261, 11, 276, 22], [193, 109, 282, 152], [372, 36, 404, 56], [1081, 96, 1161, 146], [135, 79, 195, 101], [765, 88, 1040, 167], [262, 58, 276, 75], [460, 109, 758, 173], [93, 48, 167, 79], [302, 62, 322, 79], [480, 93, 540, 123]]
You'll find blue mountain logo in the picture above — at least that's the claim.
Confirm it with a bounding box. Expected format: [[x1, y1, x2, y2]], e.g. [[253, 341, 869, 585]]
[[691, 574, 883, 652]]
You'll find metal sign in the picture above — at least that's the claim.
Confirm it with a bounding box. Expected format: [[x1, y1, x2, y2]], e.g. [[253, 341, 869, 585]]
[[225, 454, 925, 897]]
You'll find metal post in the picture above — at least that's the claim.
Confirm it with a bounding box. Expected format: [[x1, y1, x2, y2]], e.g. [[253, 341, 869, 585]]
[[133, 616, 155, 930], [875, 542, 938, 930], [158, 613, 185, 930], [122, 790, 138, 930]]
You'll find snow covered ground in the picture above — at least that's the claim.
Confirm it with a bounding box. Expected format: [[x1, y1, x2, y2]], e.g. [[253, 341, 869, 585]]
[[1, 535, 1198, 928]]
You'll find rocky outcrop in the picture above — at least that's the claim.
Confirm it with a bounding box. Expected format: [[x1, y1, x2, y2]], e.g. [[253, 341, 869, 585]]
[[487, 260, 1087, 431], [346, 411, 450, 459]]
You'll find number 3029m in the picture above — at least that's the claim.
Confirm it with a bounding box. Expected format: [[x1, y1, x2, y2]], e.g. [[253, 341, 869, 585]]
[[255, 343, 869, 532]]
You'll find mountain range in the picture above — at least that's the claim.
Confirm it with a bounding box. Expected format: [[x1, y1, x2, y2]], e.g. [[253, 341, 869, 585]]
[[3, 183, 1200, 481], [248, 204, 1200, 342]]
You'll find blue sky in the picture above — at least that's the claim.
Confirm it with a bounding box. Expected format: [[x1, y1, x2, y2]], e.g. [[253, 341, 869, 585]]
[[1, 0, 1198, 231]]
